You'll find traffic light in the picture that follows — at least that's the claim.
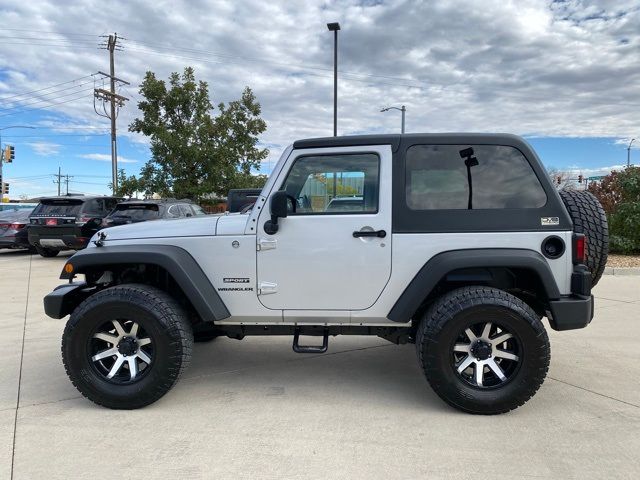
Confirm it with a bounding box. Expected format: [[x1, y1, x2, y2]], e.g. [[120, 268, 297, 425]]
[[2, 183, 8, 195], [578, 175, 583, 184], [3, 145, 15, 163], [556, 176, 562, 185]]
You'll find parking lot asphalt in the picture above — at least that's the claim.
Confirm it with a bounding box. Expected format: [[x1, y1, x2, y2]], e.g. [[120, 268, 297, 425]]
[[0, 249, 639, 480]]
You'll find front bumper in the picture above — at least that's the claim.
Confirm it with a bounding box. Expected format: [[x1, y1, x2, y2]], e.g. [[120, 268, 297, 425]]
[[43, 282, 90, 319]]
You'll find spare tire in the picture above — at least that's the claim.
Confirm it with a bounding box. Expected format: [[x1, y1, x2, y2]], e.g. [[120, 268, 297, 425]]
[[558, 189, 609, 287]]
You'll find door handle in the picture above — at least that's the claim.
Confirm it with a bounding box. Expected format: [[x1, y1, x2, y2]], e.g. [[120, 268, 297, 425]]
[[353, 230, 386, 238]]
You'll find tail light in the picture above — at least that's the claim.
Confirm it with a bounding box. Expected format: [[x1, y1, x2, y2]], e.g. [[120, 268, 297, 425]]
[[0, 223, 9, 229], [76, 215, 93, 225], [573, 233, 586, 264], [9, 223, 25, 230]]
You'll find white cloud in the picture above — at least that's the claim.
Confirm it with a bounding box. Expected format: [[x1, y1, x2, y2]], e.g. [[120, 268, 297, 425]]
[[26, 142, 61, 155], [0, 0, 637, 161], [79, 153, 138, 164]]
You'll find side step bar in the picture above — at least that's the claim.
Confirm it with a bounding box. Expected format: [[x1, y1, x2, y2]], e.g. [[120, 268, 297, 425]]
[[292, 328, 329, 354]]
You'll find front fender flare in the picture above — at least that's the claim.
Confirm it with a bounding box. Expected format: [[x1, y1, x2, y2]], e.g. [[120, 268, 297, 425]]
[[387, 248, 561, 323], [59, 244, 230, 322]]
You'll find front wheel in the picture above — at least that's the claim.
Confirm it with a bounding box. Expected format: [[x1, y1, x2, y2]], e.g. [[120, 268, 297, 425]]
[[62, 284, 193, 409], [416, 286, 550, 414]]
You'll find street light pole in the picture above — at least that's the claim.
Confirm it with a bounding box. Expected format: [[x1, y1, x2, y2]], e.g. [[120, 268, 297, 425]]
[[0, 125, 35, 202], [327, 22, 341, 137], [380, 105, 406, 133], [628, 138, 635, 167]]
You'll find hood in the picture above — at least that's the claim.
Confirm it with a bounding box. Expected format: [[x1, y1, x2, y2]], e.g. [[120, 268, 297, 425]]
[[215, 213, 250, 235], [97, 216, 220, 242]]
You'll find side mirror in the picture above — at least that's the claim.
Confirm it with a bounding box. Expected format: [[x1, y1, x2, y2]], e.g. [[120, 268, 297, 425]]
[[264, 191, 294, 235]]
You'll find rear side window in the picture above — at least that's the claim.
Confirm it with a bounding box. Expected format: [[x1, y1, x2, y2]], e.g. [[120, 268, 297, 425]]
[[405, 145, 547, 210]]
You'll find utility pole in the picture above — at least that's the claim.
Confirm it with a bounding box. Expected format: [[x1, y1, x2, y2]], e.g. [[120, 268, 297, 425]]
[[54, 167, 62, 196], [628, 138, 635, 167], [64, 174, 72, 195], [95, 33, 129, 194]]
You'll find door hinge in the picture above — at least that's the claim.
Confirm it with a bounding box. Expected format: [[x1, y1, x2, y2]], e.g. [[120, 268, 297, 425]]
[[257, 238, 277, 251], [258, 281, 278, 295]]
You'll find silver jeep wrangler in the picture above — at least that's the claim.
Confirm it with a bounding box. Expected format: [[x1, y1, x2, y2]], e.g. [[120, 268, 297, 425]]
[[44, 133, 608, 414]]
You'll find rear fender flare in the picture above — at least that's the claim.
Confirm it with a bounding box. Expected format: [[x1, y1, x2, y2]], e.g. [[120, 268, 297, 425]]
[[387, 248, 560, 322]]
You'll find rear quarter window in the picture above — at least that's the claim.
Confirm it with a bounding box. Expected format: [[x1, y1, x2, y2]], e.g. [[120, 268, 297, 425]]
[[405, 145, 547, 210]]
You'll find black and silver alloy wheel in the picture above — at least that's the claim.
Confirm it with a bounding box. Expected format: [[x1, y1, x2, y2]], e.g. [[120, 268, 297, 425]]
[[416, 286, 550, 415], [452, 321, 521, 388], [62, 284, 193, 409], [89, 319, 154, 383]]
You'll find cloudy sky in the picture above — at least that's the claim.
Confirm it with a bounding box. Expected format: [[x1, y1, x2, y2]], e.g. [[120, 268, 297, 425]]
[[0, 0, 638, 198]]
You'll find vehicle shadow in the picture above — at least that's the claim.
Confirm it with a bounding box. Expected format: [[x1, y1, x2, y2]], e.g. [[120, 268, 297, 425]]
[[183, 337, 449, 412]]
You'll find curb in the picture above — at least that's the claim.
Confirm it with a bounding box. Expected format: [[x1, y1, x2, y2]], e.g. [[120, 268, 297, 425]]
[[603, 267, 640, 276]]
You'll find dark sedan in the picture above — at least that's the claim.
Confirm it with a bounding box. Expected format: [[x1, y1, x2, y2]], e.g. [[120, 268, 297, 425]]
[[102, 199, 207, 227], [0, 209, 34, 251]]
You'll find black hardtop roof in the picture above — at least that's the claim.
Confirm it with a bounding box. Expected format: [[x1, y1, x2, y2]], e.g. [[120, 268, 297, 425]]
[[293, 133, 530, 153]]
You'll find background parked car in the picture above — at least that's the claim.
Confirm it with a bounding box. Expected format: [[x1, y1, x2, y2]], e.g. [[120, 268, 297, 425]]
[[0, 203, 39, 213], [0, 208, 34, 251], [28, 196, 121, 257], [102, 199, 207, 227]]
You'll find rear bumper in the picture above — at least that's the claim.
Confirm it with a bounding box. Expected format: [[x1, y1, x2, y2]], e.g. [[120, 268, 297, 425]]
[[548, 294, 594, 331], [28, 227, 90, 250]]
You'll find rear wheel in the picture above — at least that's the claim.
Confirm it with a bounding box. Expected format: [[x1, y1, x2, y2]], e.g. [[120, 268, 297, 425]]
[[416, 286, 550, 414], [559, 189, 608, 286], [62, 284, 193, 409], [35, 246, 59, 257]]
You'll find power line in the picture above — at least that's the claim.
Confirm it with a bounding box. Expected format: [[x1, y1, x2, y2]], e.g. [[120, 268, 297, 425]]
[[0, 91, 94, 118], [3, 133, 109, 137], [0, 85, 97, 113], [0, 28, 97, 37], [0, 79, 98, 109], [0, 74, 95, 101]]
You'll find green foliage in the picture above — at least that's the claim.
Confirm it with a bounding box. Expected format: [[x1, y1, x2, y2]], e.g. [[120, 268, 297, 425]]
[[588, 166, 640, 254], [109, 169, 140, 198], [129, 67, 268, 200]]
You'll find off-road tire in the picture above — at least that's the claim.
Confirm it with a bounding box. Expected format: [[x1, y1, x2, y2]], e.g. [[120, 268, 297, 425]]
[[62, 284, 193, 409], [559, 189, 608, 286], [35, 246, 59, 257], [416, 286, 550, 415]]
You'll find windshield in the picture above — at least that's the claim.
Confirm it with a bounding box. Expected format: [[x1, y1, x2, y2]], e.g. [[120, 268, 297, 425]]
[[108, 204, 161, 221], [31, 200, 82, 217]]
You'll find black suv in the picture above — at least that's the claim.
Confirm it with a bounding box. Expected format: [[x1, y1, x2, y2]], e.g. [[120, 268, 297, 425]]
[[29, 196, 121, 257], [102, 199, 207, 227]]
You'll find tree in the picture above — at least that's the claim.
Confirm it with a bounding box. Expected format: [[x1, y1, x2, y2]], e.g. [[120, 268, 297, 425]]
[[109, 169, 140, 198], [588, 166, 640, 254], [129, 67, 268, 200]]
